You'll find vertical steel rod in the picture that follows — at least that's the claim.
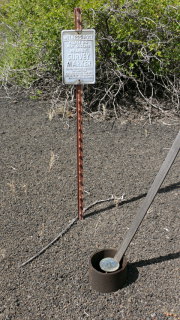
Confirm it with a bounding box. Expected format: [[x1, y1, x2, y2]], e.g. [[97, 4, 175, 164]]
[[74, 8, 84, 220]]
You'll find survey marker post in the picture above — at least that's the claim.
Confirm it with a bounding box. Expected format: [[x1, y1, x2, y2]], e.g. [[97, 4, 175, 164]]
[[61, 8, 95, 219]]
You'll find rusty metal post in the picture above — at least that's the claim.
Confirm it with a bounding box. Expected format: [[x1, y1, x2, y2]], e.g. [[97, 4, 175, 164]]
[[74, 8, 84, 220]]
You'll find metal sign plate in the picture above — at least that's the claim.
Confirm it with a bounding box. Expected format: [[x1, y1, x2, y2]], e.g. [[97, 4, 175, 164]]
[[61, 29, 95, 85]]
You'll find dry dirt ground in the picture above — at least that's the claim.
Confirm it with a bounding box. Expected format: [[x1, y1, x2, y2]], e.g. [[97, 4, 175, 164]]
[[0, 87, 180, 320]]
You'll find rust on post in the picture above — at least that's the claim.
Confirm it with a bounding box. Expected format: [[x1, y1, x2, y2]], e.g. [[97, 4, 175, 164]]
[[76, 84, 83, 220], [74, 8, 84, 220], [74, 7, 82, 31]]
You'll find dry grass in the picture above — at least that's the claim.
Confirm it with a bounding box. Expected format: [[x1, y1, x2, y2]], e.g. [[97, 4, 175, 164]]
[[48, 151, 56, 171], [7, 180, 16, 196], [47, 105, 73, 121]]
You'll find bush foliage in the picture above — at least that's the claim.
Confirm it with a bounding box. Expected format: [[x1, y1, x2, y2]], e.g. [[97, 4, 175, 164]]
[[0, 0, 179, 115]]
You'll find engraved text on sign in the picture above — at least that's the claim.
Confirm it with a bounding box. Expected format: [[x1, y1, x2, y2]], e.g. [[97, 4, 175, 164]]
[[61, 30, 95, 84]]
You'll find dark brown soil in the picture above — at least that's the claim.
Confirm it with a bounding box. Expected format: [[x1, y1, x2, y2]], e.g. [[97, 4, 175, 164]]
[[0, 87, 179, 320]]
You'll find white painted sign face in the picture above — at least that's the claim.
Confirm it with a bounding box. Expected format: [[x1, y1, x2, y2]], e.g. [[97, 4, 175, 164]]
[[61, 29, 95, 85]]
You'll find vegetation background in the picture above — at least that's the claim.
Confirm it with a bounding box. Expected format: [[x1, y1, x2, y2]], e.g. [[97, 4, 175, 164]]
[[0, 0, 179, 117]]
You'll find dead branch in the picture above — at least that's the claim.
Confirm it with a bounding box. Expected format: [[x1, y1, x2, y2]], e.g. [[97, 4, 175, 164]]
[[20, 217, 78, 267], [20, 194, 125, 267], [83, 195, 115, 213]]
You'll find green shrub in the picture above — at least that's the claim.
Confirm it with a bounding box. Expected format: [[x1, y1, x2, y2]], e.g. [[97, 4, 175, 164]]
[[0, 0, 179, 114]]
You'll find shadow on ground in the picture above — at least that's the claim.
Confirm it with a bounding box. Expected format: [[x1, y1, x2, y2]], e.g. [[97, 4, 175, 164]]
[[125, 251, 180, 288], [84, 181, 180, 219]]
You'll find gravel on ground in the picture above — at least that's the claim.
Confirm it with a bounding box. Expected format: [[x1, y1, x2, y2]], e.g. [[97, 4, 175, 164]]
[[0, 88, 179, 320]]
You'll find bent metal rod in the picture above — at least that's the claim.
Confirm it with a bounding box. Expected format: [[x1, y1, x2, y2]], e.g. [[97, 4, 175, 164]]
[[100, 130, 180, 272]]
